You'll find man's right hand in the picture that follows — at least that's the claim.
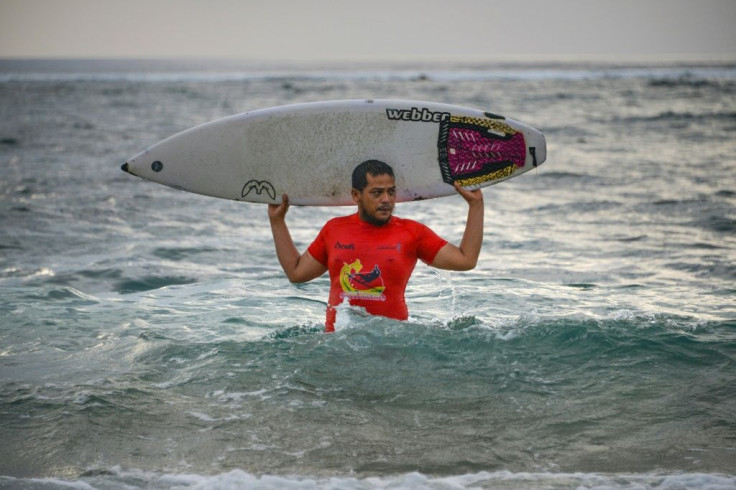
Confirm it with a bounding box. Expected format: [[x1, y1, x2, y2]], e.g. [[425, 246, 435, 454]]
[[268, 194, 290, 221]]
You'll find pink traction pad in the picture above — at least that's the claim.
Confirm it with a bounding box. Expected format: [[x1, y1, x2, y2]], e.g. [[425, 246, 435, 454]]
[[446, 127, 526, 177]]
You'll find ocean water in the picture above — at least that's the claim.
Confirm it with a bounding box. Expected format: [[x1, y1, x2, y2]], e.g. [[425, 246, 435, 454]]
[[1, 58, 735, 489]]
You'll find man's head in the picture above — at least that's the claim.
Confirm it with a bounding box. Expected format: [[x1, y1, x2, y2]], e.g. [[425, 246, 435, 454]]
[[351, 160, 395, 191], [351, 160, 396, 226]]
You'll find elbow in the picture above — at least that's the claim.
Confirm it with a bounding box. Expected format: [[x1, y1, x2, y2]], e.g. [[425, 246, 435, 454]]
[[286, 274, 305, 284], [286, 269, 316, 283], [460, 254, 480, 271], [448, 257, 478, 272], [457, 260, 478, 272], [432, 253, 479, 272]]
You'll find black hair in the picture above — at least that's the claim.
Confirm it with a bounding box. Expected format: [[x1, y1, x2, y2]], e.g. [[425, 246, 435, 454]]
[[352, 160, 394, 191]]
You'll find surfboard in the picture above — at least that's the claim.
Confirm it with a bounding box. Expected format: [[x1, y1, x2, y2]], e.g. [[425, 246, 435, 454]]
[[122, 99, 546, 206]]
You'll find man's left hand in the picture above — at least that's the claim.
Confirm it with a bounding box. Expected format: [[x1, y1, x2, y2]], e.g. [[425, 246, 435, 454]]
[[453, 182, 483, 205]]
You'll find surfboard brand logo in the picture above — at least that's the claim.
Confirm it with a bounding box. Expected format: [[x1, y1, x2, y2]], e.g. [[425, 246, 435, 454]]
[[334, 241, 355, 250], [386, 107, 450, 123], [241, 179, 276, 200]]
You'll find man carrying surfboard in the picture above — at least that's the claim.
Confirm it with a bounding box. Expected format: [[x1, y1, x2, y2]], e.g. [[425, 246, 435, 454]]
[[268, 160, 484, 332]]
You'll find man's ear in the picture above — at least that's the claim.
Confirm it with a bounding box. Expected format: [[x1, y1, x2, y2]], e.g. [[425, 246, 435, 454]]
[[351, 188, 360, 204]]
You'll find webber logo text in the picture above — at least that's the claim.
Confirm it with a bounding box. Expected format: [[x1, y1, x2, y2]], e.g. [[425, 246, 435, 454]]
[[386, 107, 450, 123]]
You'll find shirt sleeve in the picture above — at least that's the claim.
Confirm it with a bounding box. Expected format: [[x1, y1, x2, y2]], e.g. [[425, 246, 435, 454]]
[[415, 223, 448, 265], [307, 224, 329, 267]]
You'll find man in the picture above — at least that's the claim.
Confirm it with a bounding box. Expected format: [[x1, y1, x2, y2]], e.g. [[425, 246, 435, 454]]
[[268, 160, 484, 332]]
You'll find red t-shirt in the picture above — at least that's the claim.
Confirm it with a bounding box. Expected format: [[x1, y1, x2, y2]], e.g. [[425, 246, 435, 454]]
[[307, 213, 448, 331]]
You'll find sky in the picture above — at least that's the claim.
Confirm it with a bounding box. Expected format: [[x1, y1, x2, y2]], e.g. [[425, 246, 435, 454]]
[[1, 0, 734, 62]]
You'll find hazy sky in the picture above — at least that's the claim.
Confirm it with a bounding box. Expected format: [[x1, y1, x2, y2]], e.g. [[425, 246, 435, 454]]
[[1, 0, 734, 61]]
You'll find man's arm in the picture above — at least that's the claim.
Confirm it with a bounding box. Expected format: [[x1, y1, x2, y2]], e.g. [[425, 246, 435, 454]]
[[268, 194, 327, 283], [430, 183, 484, 271]]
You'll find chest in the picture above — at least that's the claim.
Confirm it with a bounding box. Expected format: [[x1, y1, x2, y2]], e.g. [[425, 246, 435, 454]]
[[325, 225, 417, 273]]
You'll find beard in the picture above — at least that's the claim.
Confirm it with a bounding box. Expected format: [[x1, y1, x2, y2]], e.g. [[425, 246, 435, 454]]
[[359, 206, 393, 226]]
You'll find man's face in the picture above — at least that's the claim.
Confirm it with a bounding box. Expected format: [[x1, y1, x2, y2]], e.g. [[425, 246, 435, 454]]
[[352, 173, 396, 226]]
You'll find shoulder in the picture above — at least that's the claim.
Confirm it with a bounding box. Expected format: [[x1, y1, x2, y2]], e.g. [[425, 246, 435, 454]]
[[391, 216, 429, 232], [318, 213, 358, 235], [323, 214, 356, 228], [393, 215, 446, 247]]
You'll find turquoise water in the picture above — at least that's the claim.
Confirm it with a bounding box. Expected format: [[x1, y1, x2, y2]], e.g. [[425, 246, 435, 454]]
[[1, 59, 735, 489]]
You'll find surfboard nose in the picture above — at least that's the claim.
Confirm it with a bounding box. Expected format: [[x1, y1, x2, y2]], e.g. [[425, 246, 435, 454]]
[[121, 161, 141, 176]]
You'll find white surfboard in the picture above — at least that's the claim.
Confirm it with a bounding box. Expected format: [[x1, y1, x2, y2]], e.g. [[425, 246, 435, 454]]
[[122, 99, 546, 206]]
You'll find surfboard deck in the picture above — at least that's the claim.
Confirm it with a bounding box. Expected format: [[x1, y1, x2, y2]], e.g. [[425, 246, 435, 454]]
[[122, 99, 546, 206]]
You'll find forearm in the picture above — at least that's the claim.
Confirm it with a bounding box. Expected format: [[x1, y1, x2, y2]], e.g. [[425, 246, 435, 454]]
[[431, 191, 485, 271], [269, 217, 304, 282], [456, 200, 484, 269]]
